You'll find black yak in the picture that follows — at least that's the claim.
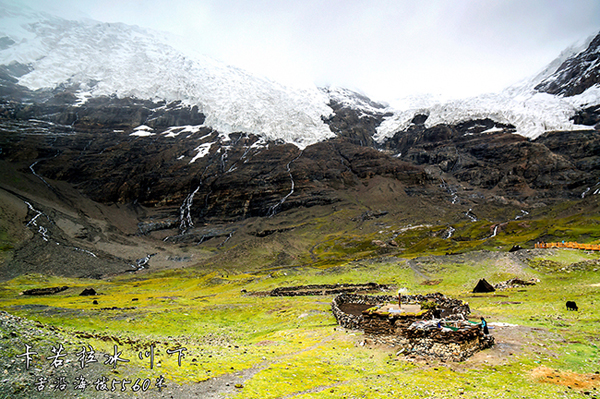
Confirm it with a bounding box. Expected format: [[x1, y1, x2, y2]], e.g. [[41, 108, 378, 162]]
[[566, 301, 578, 311]]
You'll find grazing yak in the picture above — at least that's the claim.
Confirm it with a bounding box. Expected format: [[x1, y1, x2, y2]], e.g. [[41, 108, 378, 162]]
[[566, 301, 578, 311]]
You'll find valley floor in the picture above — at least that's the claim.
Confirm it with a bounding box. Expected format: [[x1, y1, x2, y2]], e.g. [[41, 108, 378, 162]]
[[0, 249, 599, 398]]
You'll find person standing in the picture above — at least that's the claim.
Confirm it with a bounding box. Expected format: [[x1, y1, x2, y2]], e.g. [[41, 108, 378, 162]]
[[480, 317, 489, 334], [397, 288, 408, 310]]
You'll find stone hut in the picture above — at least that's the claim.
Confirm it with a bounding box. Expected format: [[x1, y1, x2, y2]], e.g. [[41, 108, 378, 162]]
[[331, 292, 494, 361]]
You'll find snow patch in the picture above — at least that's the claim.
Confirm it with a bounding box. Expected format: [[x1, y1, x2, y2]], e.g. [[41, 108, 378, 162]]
[[75, 90, 92, 106], [130, 125, 155, 137], [480, 126, 503, 134], [189, 142, 213, 164], [162, 125, 205, 138]]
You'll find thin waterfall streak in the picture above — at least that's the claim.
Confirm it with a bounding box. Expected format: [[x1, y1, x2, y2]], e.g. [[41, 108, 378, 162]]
[[268, 151, 302, 217], [179, 185, 201, 232], [29, 161, 52, 189]]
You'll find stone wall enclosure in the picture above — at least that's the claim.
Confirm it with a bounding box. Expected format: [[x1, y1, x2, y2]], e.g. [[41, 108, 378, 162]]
[[331, 292, 494, 361]]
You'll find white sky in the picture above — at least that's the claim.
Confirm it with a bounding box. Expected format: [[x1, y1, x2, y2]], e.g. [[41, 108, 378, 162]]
[[24, 0, 600, 103]]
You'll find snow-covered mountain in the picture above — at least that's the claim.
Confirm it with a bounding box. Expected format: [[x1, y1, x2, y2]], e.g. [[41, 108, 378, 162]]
[[535, 34, 600, 97], [375, 33, 600, 143], [0, 1, 334, 149], [1, 0, 600, 149]]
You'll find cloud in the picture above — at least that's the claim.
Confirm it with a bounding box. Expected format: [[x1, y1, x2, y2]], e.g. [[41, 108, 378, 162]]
[[18, 0, 600, 102]]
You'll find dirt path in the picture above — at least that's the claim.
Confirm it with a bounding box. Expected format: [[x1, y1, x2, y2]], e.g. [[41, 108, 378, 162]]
[[168, 333, 339, 399], [406, 259, 430, 280]]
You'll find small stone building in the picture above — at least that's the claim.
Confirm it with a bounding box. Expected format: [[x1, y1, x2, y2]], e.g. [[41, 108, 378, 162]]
[[332, 293, 494, 361]]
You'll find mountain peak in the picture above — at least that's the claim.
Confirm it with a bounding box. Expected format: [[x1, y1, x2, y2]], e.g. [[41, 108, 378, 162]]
[[535, 31, 600, 97]]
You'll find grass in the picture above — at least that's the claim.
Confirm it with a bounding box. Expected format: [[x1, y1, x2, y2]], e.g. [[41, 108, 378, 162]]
[[1, 247, 600, 398], [2, 197, 600, 397], [205, 199, 600, 273]]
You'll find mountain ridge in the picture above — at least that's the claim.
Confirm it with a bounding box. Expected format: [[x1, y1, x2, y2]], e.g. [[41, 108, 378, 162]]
[[2, 2, 600, 280], [2, 1, 600, 149]]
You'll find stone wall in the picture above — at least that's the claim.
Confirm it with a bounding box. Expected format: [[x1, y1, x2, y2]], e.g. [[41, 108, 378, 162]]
[[331, 292, 493, 361], [362, 312, 429, 335], [331, 292, 470, 331], [270, 282, 391, 297], [364, 329, 494, 362], [362, 309, 495, 361], [331, 293, 397, 330]]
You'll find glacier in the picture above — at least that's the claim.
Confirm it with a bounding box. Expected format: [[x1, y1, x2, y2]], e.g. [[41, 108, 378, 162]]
[[375, 89, 598, 143], [1, 0, 600, 149], [375, 33, 600, 142], [0, 1, 335, 149]]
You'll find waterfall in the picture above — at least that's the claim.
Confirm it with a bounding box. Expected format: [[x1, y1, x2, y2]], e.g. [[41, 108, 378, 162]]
[[29, 161, 53, 189], [515, 210, 529, 220], [268, 151, 303, 217], [132, 253, 156, 270], [25, 201, 45, 227], [24, 201, 96, 257], [38, 225, 49, 242], [489, 225, 499, 238], [465, 209, 477, 222], [179, 185, 201, 233], [73, 247, 97, 257], [582, 187, 591, 198], [218, 232, 234, 248], [439, 177, 459, 204]]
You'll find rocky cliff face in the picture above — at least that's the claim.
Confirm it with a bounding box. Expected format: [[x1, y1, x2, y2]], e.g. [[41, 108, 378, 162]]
[[381, 115, 599, 199], [535, 34, 600, 97], [2, 95, 599, 228], [1, 95, 205, 131], [0, 114, 425, 224]]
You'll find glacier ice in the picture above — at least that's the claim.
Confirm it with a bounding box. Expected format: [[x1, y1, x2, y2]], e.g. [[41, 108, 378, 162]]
[[0, 2, 335, 149], [2, 1, 600, 149]]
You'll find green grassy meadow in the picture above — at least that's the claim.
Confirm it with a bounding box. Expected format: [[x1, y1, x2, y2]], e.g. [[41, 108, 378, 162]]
[[1, 196, 600, 397], [1, 245, 600, 398]]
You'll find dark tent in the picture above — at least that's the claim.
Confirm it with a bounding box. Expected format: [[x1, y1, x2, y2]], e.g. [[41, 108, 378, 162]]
[[80, 288, 97, 296], [472, 278, 495, 293]]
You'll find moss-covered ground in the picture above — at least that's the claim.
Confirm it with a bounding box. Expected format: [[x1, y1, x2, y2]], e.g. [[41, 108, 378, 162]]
[[0, 246, 599, 398]]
